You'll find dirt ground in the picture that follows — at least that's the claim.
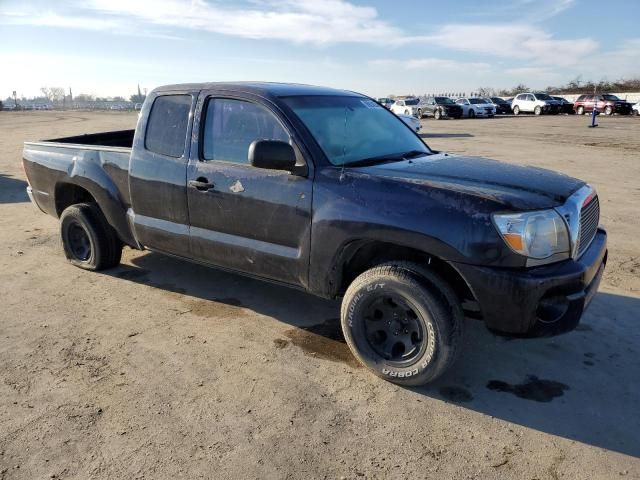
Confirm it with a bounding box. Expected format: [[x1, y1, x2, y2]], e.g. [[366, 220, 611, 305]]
[[1, 111, 639, 480]]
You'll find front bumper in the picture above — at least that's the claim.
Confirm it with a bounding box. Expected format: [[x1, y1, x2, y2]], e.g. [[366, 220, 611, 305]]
[[444, 107, 462, 118], [613, 104, 632, 114], [542, 104, 561, 114], [452, 228, 607, 337]]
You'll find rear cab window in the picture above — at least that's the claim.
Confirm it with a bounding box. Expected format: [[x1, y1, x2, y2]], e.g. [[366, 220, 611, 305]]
[[145, 95, 192, 158]]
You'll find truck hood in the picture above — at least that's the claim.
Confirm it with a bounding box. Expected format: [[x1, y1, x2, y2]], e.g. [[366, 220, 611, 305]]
[[352, 153, 584, 211]]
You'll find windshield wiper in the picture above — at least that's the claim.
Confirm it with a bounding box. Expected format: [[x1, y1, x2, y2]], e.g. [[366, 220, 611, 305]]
[[343, 150, 430, 168]]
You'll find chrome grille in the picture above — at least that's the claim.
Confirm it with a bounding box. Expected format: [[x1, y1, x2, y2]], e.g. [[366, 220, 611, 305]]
[[576, 195, 599, 257]]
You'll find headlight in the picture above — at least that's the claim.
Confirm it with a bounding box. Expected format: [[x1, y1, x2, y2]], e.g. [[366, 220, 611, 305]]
[[493, 210, 570, 263]]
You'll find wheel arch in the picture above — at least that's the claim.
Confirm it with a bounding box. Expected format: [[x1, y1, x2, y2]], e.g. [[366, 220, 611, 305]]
[[54, 183, 96, 217], [54, 176, 136, 247], [331, 239, 479, 316]]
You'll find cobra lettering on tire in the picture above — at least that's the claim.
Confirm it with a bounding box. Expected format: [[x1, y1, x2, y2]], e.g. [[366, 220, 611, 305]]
[[340, 263, 463, 386]]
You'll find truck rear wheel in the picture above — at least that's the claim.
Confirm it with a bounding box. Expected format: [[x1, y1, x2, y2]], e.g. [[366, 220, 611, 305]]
[[341, 263, 463, 386], [60, 203, 122, 271]]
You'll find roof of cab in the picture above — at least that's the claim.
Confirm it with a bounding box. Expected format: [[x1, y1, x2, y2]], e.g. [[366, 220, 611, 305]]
[[153, 82, 363, 98]]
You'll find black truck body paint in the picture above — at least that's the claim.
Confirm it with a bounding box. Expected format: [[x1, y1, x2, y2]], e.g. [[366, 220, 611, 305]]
[[22, 82, 607, 337]]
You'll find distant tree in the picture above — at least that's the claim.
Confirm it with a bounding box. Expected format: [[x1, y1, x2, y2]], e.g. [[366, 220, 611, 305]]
[[112, 96, 126, 102], [476, 87, 496, 97], [40, 87, 65, 103], [129, 93, 146, 103]]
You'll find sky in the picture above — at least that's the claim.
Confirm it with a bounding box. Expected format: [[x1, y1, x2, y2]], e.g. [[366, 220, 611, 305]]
[[1, 0, 638, 99]]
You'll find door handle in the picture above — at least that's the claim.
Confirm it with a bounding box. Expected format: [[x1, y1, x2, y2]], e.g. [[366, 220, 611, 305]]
[[189, 177, 214, 191]]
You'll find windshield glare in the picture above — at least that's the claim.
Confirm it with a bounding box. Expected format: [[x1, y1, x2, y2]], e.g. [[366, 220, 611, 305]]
[[283, 95, 429, 166]]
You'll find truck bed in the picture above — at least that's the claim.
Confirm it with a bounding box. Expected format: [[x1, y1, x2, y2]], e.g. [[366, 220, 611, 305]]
[[23, 130, 134, 233], [46, 129, 135, 148]]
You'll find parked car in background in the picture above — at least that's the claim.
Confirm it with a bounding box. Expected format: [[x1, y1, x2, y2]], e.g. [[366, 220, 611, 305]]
[[397, 113, 421, 132], [633, 102, 640, 116], [573, 94, 634, 116], [377, 98, 395, 109], [390, 97, 421, 117], [511, 92, 561, 115], [487, 97, 511, 115], [420, 96, 463, 119], [455, 97, 495, 118], [551, 96, 575, 114]]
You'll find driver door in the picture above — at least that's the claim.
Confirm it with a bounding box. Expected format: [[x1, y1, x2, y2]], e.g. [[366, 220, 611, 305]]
[[186, 92, 313, 288]]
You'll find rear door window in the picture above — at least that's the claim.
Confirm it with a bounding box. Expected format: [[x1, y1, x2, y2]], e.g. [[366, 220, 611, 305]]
[[145, 95, 192, 158]]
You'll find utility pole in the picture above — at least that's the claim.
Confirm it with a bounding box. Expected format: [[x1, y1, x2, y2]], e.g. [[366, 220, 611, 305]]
[[13, 90, 17, 108]]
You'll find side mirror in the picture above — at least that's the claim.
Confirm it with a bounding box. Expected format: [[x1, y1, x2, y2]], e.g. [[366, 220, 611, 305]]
[[248, 140, 296, 172]]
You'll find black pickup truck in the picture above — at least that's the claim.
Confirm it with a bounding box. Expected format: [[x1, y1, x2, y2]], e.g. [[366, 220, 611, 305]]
[[23, 82, 607, 386]]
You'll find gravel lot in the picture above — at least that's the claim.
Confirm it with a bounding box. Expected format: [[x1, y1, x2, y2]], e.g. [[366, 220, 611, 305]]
[[1, 111, 639, 479]]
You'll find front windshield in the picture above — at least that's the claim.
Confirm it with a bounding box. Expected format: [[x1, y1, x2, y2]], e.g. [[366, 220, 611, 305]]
[[491, 97, 506, 103], [435, 97, 454, 104], [469, 98, 487, 104], [603, 94, 621, 101], [404, 98, 420, 105], [283, 95, 430, 166], [534, 93, 553, 100]]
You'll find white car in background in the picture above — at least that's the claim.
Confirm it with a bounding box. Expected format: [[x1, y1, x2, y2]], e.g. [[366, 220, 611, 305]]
[[397, 113, 421, 132], [455, 97, 496, 118], [633, 102, 640, 116], [390, 98, 421, 117], [511, 92, 562, 115]]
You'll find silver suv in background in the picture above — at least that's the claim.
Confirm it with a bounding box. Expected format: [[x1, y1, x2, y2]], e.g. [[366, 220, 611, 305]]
[[511, 92, 562, 115]]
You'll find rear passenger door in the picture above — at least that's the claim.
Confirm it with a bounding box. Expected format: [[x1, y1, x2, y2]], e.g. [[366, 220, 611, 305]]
[[583, 95, 595, 111], [186, 92, 313, 288], [129, 92, 196, 256]]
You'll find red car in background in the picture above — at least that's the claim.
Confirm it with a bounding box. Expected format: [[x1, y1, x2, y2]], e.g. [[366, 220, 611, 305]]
[[573, 94, 633, 115]]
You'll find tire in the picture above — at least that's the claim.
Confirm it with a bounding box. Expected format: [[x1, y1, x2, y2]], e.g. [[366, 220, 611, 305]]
[[434, 109, 442, 120], [534, 106, 542, 115], [417, 109, 423, 119], [405, 109, 410, 115], [468, 109, 476, 119], [513, 105, 520, 115], [635, 109, 640, 116], [60, 203, 122, 271], [604, 105, 613, 116], [341, 263, 463, 386], [576, 106, 584, 115]]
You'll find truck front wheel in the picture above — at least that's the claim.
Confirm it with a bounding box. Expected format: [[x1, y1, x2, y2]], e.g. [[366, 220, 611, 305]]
[[341, 263, 463, 386], [60, 203, 122, 271]]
